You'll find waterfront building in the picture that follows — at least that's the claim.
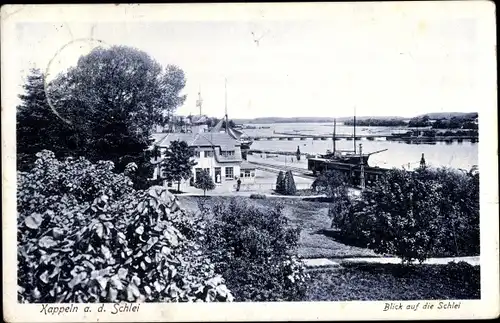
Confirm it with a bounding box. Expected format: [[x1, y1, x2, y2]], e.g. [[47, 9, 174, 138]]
[[150, 132, 255, 189]]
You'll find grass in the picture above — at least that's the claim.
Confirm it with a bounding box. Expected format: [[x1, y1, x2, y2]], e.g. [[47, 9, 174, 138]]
[[176, 195, 480, 301], [306, 262, 480, 301], [177, 195, 376, 259], [270, 189, 317, 197]]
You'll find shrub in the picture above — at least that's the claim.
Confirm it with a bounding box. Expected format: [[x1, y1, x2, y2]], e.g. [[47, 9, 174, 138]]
[[194, 170, 215, 196], [249, 194, 267, 199], [284, 171, 297, 196], [312, 170, 353, 228], [17, 150, 232, 303], [414, 167, 479, 256], [335, 167, 480, 263], [203, 198, 308, 301], [275, 171, 285, 194]]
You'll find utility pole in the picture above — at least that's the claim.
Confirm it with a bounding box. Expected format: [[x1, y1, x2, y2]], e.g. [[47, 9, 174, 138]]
[[359, 143, 365, 189]]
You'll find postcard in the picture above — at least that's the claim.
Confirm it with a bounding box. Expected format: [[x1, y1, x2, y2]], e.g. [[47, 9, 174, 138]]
[[1, 2, 498, 322]]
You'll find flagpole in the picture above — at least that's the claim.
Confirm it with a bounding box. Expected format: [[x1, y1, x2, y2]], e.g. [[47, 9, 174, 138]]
[[225, 77, 228, 134]]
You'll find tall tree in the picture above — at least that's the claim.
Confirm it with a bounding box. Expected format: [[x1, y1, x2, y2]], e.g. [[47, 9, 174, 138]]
[[16, 69, 77, 170], [162, 140, 197, 192], [284, 171, 297, 195], [194, 170, 215, 196], [19, 46, 186, 188], [276, 171, 285, 194]]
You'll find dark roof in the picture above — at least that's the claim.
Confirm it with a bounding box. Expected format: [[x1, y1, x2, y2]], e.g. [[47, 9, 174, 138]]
[[151, 133, 169, 145], [210, 119, 244, 140], [154, 132, 240, 151]]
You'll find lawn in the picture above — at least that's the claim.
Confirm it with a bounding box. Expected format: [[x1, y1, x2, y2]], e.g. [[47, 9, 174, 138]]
[[176, 195, 480, 301], [306, 262, 480, 301], [177, 195, 377, 258]]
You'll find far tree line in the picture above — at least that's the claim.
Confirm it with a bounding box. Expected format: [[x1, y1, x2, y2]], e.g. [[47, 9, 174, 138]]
[[343, 113, 478, 130]]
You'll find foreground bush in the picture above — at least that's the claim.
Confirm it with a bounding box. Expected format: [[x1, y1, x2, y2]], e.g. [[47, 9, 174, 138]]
[[201, 198, 308, 301], [18, 150, 232, 303], [249, 194, 266, 199], [312, 170, 353, 229], [275, 171, 297, 196], [333, 167, 480, 263]]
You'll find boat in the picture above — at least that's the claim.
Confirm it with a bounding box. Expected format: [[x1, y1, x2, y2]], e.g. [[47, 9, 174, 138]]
[[307, 112, 388, 187], [313, 115, 387, 166]]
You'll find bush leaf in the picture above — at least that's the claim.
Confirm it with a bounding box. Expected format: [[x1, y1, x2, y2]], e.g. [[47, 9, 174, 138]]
[[39, 236, 57, 248], [25, 213, 43, 229]]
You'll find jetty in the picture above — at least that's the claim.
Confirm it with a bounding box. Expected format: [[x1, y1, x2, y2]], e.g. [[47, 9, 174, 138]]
[[247, 133, 477, 143]]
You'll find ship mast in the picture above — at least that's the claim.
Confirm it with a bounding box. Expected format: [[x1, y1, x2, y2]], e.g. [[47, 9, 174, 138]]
[[353, 107, 357, 154], [333, 118, 336, 154]]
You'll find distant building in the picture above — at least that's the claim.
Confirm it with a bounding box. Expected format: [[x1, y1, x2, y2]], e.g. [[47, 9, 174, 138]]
[[153, 114, 210, 134], [186, 115, 209, 134], [150, 132, 255, 189]]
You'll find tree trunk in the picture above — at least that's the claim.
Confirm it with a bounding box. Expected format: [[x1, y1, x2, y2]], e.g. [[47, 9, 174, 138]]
[[177, 180, 180, 193], [204, 189, 206, 196]]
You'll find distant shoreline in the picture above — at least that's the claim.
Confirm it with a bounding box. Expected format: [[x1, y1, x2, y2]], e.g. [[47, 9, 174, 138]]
[[233, 112, 477, 125]]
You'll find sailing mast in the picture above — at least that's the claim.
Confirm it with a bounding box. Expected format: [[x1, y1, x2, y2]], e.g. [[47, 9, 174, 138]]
[[332, 118, 336, 154], [353, 107, 357, 154]]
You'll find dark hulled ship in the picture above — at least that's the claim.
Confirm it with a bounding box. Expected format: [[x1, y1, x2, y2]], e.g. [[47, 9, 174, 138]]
[[307, 114, 388, 187]]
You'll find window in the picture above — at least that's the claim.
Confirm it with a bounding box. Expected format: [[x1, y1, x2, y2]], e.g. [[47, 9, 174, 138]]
[[204, 151, 214, 158], [242, 170, 251, 178], [195, 168, 202, 180], [194, 150, 200, 158], [221, 150, 235, 157], [225, 167, 234, 179]]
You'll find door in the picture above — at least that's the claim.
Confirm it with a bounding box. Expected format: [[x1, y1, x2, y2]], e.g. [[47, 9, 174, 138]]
[[215, 167, 221, 183]]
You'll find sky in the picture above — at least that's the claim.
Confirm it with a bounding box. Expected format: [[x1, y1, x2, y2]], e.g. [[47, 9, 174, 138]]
[[4, 3, 496, 119]]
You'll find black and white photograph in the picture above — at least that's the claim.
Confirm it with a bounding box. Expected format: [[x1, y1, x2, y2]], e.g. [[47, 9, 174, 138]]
[[2, 2, 498, 322]]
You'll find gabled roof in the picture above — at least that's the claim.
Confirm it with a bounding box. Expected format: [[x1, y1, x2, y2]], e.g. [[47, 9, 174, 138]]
[[154, 132, 240, 151], [210, 119, 244, 140], [151, 133, 169, 145], [156, 133, 196, 147]]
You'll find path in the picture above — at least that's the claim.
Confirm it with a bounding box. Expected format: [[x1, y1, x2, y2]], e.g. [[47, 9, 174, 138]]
[[176, 191, 327, 199], [303, 256, 480, 270]]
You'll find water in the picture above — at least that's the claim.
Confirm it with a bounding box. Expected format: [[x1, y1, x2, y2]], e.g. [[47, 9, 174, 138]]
[[242, 122, 478, 171]]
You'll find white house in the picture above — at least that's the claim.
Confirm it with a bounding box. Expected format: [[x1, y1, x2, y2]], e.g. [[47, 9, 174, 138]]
[[150, 132, 255, 190]]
